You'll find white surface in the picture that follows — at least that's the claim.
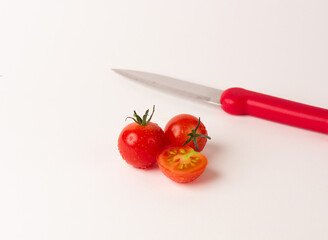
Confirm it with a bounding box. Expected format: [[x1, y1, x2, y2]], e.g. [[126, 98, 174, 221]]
[[1, 0, 328, 239]]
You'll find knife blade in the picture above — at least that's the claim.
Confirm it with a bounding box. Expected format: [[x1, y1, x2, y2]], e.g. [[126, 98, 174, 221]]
[[113, 69, 328, 134], [112, 69, 222, 105]]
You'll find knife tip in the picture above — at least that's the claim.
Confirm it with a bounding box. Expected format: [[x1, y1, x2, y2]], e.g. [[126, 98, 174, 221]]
[[112, 68, 128, 75]]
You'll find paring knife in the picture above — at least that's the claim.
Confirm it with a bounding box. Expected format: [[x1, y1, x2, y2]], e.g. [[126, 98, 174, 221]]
[[113, 69, 328, 134]]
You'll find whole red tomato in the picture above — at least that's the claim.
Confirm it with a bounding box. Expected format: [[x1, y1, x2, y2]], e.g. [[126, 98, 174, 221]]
[[118, 106, 165, 169], [164, 114, 210, 152]]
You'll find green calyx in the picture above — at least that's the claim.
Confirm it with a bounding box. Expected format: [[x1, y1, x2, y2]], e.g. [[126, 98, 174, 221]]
[[183, 117, 211, 151], [126, 105, 155, 126]]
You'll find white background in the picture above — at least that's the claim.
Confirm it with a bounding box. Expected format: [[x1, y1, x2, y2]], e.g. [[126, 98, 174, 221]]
[[1, 0, 328, 239]]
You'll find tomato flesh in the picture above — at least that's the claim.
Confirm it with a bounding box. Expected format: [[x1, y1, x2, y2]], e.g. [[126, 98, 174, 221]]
[[157, 146, 207, 183]]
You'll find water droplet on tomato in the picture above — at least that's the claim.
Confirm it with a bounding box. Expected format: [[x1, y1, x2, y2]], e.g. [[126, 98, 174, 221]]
[[126, 133, 138, 145]]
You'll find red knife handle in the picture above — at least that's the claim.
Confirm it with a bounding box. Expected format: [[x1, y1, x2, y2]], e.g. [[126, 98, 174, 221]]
[[220, 87, 328, 134]]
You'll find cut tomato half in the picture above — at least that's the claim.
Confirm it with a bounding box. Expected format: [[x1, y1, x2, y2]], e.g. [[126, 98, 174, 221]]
[[157, 146, 207, 183]]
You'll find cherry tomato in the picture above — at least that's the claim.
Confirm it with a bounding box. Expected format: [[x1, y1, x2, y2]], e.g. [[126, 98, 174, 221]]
[[157, 146, 207, 183], [164, 114, 210, 152], [118, 107, 165, 169]]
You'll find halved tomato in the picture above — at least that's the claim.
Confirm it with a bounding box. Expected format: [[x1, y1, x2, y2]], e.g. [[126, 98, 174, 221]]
[[157, 146, 207, 183]]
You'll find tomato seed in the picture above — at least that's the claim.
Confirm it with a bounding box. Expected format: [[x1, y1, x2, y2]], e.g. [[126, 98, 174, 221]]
[[179, 149, 186, 154]]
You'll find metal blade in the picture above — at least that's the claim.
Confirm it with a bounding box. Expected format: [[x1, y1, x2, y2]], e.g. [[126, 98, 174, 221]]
[[112, 69, 222, 105]]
